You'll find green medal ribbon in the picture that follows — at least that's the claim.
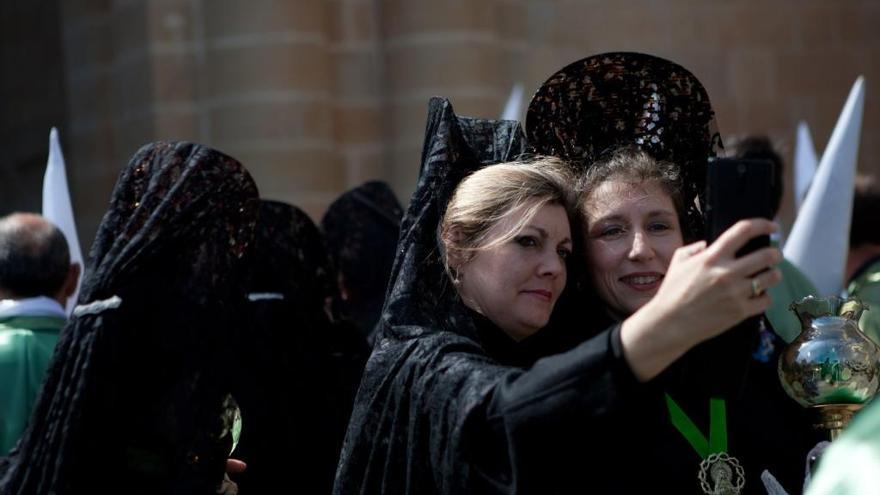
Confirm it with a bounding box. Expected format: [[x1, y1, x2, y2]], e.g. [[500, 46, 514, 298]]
[[664, 394, 727, 459]]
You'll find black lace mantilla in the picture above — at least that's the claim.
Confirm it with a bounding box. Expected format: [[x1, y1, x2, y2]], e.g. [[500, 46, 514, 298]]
[[321, 181, 403, 340], [231, 200, 368, 494], [526, 52, 723, 238], [0, 141, 260, 494], [334, 97, 529, 494]]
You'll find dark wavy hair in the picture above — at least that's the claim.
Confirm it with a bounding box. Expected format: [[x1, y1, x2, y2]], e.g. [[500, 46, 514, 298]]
[[578, 146, 686, 237]]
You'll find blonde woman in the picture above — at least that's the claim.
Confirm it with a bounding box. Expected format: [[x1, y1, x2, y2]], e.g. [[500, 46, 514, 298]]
[[334, 99, 779, 494]]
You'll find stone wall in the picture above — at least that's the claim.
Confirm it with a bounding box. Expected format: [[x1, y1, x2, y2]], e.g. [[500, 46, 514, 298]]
[[0, 0, 66, 215], [3, 0, 879, 245]]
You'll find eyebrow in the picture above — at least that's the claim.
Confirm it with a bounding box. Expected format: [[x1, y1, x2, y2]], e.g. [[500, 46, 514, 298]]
[[590, 209, 677, 224], [524, 226, 572, 245]]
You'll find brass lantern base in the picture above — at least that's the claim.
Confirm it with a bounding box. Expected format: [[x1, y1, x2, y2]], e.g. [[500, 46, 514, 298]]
[[812, 404, 863, 441]]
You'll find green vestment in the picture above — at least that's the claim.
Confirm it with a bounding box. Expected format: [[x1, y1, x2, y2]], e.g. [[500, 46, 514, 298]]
[[807, 398, 880, 495], [847, 257, 880, 345], [0, 315, 65, 453], [766, 257, 818, 343]]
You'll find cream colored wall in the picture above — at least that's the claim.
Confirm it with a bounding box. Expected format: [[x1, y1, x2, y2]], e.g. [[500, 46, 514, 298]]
[[53, 0, 880, 245]]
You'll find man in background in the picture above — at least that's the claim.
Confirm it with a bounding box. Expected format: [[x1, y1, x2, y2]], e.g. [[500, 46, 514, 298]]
[[0, 212, 80, 453]]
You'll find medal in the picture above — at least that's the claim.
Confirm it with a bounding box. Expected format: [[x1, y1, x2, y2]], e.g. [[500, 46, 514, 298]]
[[666, 395, 745, 494], [699, 452, 745, 495]]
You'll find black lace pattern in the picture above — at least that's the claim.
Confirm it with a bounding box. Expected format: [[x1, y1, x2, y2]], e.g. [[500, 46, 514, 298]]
[[232, 200, 368, 494], [526, 52, 723, 238], [321, 181, 403, 340], [0, 141, 259, 493], [334, 97, 530, 494]]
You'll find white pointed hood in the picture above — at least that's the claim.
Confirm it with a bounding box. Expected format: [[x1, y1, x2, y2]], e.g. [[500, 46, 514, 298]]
[[784, 77, 865, 296], [794, 121, 819, 212], [42, 127, 84, 313], [501, 83, 524, 121]]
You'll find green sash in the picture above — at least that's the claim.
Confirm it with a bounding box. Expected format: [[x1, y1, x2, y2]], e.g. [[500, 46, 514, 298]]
[[665, 394, 727, 458]]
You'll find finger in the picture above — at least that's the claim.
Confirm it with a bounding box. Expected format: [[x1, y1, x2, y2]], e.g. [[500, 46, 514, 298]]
[[673, 240, 707, 262], [226, 459, 247, 474], [742, 267, 782, 299], [707, 219, 778, 260], [742, 290, 774, 316], [729, 247, 782, 278], [760, 266, 783, 292]]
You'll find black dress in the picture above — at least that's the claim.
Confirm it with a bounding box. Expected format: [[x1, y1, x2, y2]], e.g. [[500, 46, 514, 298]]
[[334, 98, 820, 495], [597, 319, 823, 494]]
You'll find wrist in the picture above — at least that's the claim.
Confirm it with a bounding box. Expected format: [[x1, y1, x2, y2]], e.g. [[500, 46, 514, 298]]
[[620, 298, 695, 382]]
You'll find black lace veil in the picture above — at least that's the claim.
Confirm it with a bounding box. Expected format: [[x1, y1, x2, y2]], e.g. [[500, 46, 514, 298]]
[[0, 141, 259, 494], [382, 98, 527, 339], [334, 97, 531, 493], [321, 181, 403, 341], [526, 52, 723, 239], [231, 200, 367, 494]]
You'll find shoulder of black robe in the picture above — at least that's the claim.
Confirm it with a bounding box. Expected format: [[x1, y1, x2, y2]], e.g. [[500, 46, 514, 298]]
[[334, 98, 642, 495], [0, 141, 259, 494], [231, 200, 368, 495], [321, 181, 404, 341]]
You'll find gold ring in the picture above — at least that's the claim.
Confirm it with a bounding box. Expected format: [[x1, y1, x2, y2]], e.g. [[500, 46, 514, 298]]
[[751, 277, 763, 297]]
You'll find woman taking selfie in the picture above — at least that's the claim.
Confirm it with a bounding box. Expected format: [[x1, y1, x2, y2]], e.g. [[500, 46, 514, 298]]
[[526, 52, 821, 494], [575, 146, 820, 493], [334, 96, 786, 494]]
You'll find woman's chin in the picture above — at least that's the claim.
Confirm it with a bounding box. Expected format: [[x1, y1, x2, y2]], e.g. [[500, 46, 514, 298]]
[[506, 313, 550, 340], [619, 293, 656, 317]]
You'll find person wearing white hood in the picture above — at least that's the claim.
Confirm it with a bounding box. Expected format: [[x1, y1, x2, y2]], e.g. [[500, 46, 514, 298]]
[[0, 212, 80, 453]]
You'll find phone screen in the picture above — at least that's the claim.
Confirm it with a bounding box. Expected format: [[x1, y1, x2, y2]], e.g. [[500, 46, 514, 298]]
[[704, 157, 775, 256]]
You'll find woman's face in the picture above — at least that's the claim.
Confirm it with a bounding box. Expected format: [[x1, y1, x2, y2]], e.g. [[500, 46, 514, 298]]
[[583, 179, 684, 318], [456, 201, 572, 341]]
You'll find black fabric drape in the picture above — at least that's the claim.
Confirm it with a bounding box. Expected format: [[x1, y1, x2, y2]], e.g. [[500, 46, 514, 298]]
[[321, 181, 403, 342], [0, 141, 260, 494], [230, 200, 368, 495]]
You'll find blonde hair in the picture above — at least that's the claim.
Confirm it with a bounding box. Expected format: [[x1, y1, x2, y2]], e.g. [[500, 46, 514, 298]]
[[440, 156, 577, 276]]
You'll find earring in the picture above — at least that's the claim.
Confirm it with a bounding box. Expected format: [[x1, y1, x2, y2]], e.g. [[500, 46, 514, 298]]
[[451, 269, 462, 286]]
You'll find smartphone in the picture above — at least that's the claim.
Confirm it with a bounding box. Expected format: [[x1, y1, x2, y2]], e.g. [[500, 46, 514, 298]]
[[704, 157, 775, 256]]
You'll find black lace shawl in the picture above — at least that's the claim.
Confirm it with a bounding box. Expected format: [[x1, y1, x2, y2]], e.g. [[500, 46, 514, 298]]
[[333, 96, 519, 494], [230, 200, 368, 495], [334, 98, 639, 494], [321, 181, 403, 341], [0, 141, 259, 494], [247, 200, 336, 310]]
